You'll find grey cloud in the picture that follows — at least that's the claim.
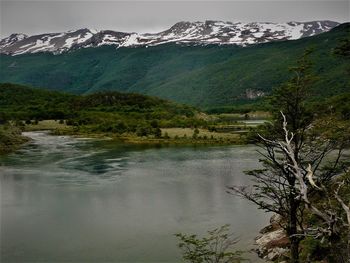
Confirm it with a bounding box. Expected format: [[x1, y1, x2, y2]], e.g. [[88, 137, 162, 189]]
[[1, 1, 349, 37]]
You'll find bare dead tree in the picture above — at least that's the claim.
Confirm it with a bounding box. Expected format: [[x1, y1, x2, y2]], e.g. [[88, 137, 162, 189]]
[[228, 112, 348, 262], [301, 171, 350, 262], [228, 49, 350, 262]]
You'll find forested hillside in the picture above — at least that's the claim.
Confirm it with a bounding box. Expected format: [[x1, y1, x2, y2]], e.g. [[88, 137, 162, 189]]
[[0, 23, 349, 107], [0, 83, 200, 130]]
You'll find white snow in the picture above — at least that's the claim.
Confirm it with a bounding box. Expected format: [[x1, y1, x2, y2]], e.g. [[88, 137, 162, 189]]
[[253, 32, 265, 38], [77, 32, 93, 44], [18, 43, 34, 48], [204, 37, 221, 43], [51, 33, 65, 38], [89, 28, 99, 34], [104, 35, 117, 41], [318, 22, 324, 31], [286, 23, 304, 39], [214, 21, 227, 27], [97, 34, 124, 46], [229, 34, 243, 43], [121, 34, 139, 47], [1, 21, 337, 55], [63, 35, 81, 48], [14, 38, 56, 55], [16, 34, 27, 41], [245, 37, 256, 44], [210, 25, 221, 35], [160, 32, 176, 40]]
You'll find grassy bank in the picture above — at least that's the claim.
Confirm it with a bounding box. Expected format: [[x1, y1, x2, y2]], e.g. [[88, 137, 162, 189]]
[[22, 119, 248, 145], [23, 120, 247, 145], [0, 125, 30, 155]]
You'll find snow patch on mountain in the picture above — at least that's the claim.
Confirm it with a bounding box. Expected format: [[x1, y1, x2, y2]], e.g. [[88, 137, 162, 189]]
[[0, 20, 340, 55], [121, 34, 139, 47]]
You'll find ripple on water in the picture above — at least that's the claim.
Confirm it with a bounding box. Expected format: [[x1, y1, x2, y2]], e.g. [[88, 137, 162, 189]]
[[0, 132, 128, 186]]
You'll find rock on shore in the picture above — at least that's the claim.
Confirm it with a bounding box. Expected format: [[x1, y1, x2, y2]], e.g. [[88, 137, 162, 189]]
[[255, 214, 289, 261]]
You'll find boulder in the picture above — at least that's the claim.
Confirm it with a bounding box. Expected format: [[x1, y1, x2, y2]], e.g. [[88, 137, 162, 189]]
[[255, 214, 289, 261]]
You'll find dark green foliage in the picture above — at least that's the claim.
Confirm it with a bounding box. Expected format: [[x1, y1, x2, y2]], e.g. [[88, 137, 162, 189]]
[[163, 132, 169, 139], [0, 125, 29, 154], [0, 83, 76, 120], [300, 237, 329, 261], [150, 120, 159, 128], [268, 49, 315, 140], [175, 225, 245, 263], [297, 171, 350, 262], [154, 127, 162, 138], [204, 100, 270, 114], [313, 92, 350, 120], [0, 24, 349, 107], [0, 83, 202, 134], [0, 112, 8, 124], [192, 128, 199, 139], [334, 38, 350, 58], [135, 126, 151, 137]]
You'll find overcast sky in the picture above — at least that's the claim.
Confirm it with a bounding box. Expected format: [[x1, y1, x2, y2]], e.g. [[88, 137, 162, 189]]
[[1, 0, 349, 37]]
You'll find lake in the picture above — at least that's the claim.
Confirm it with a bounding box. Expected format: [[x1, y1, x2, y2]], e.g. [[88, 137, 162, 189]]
[[0, 131, 269, 262]]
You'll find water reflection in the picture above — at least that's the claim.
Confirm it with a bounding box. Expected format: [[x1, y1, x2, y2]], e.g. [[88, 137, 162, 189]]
[[0, 132, 269, 262]]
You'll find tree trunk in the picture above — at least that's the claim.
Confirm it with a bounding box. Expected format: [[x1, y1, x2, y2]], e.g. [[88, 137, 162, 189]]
[[289, 197, 300, 263], [290, 237, 300, 263]]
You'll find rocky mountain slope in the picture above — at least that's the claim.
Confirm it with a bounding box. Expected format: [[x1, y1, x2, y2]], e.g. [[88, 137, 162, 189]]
[[0, 20, 339, 55]]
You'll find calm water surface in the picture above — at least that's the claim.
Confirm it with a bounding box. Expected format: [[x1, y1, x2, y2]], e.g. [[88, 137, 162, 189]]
[[0, 131, 269, 262]]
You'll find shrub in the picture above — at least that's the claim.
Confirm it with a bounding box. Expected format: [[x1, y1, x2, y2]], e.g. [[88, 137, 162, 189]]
[[154, 127, 162, 138], [136, 126, 150, 137], [175, 225, 246, 263], [150, 120, 159, 128], [192, 128, 199, 139], [163, 132, 170, 139]]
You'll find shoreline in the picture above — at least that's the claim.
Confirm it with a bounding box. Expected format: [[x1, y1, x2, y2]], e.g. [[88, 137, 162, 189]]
[[0, 127, 31, 155], [50, 130, 247, 146], [22, 120, 249, 147], [0, 127, 249, 155]]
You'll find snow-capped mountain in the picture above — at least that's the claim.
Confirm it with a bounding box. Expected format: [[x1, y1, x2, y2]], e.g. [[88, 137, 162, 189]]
[[0, 20, 339, 55]]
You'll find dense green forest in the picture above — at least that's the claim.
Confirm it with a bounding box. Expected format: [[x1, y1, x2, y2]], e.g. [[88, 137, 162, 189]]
[[0, 23, 349, 107], [0, 83, 204, 133]]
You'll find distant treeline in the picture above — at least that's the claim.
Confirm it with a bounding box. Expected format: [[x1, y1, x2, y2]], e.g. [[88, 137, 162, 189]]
[[0, 83, 205, 136]]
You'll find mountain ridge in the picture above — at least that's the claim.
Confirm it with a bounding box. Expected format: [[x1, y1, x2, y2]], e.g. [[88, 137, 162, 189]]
[[0, 23, 349, 107], [0, 20, 339, 55]]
